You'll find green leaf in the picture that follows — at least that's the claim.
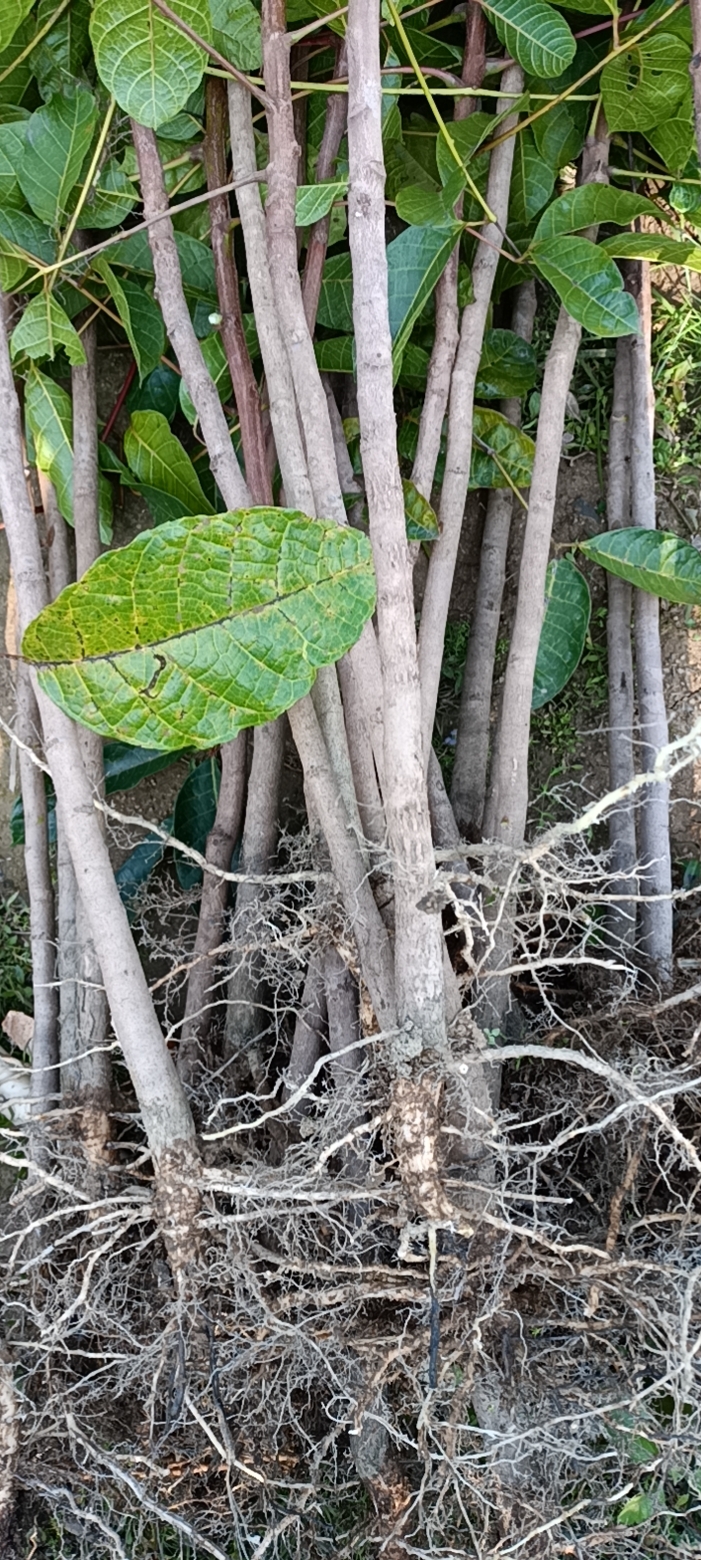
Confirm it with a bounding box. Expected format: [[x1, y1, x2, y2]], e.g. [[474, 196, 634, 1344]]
[[470, 407, 535, 490], [600, 233, 701, 272], [0, 207, 56, 268], [127, 364, 181, 422], [11, 293, 86, 366], [104, 740, 183, 791], [124, 410, 215, 516], [646, 93, 694, 175], [105, 229, 216, 298], [317, 251, 354, 334], [396, 184, 445, 226], [482, 0, 576, 79], [601, 33, 690, 133], [25, 368, 114, 543], [315, 336, 354, 374], [398, 341, 430, 389], [531, 236, 640, 337], [25, 367, 74, 521], [532, 557, 591, 709], [510, 127, 554, 226], [210, 0, 262, 71], [476, 329, 537, 400], [179, 331, 232, 423], [91, 0, 211, 130], [17, 86, 97, 227], [385, 139, 438, 201], [403, 479, 440, 540], [532, 99, 583, 171], [116, 815, 172, 909], [93, 257, 165, 381], [172, 756, 220, 889], [617, 1493, 656, 1527], [534, 186, 660, 241], [81, 160, 138, 228], [0, 122, 26, 209], [435, 111, 492, 187], [580, 528, 701, 604], [0, 0, 34, 53], [0, 17, 35, 113], [388, 222, 461, 363], [32, 0, 92, 100], [295, 179, 347, 226], [23, 509, 377, 751]]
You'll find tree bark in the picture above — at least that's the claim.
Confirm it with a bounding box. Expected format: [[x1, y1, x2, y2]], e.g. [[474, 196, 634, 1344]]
[[224, 719, 285, 1067], [411, 3, 486, 503], [204, 75, 271, 506], [302, 42, 348, 332], [130, 121, 250, 511], [0, 296, 200, 1258], [16, 667, 58, 1147], [178, 735, 248, 1084], [347, 0, 445, 1059], [284, 950, 327, 1114], [417, 64, 523, 762], [451, 279, 537, 836], [605, 335, 638, 952], [626, 260, 673, 986], [486, 120, 610, 850], [70, 317, 112, 1161]]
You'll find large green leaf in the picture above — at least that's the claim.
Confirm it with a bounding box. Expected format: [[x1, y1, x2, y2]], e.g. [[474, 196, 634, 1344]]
[[124, 411, 214, 516], [483, 0, 575, 79], [25, 368, 114, 543], [296, 179, 347, 226], [172, 756, 220, 889], [17, 86, 97, 227], [0, 208, 56, 270], [600, 233, 701, 272], [91, 0, 211, 129], [403, 479, 440, 540], [116, 814, 172, 910], [23, 510, 377, 751], [179, 332, 232, 424], [435, 111, 492, 187], [532, 557, 591, 709], [210, 0, 261, 71], [81, 160, 138, 228], [470, 408, 535, 490], [0, 0, 35, 53], [0, 17, 35, 112], [317, 251, 354, 333], [0, 123, 26, 209], [395, 184, 449, 226], [32, 0, 92, 99], [11, 294, 86, 367], [476, 329, 537, 400], [531, 236, 640, 337], [105, 229, 216, 298], [93, 258, 165, 380], [601, 33, 690, 133], [509, 127, 554, 226], [128, 364, 181, 423], [531, 98, 583, 171], [580, 528, 701, 604], [534, 186, 660, 242], [388, 222, 461, 362], [315, 336, 354, 375], [646, 93, 694, 175]]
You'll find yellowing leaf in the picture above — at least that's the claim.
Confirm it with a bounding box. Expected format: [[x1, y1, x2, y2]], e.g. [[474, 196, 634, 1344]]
[[23, 510, 377, 750]]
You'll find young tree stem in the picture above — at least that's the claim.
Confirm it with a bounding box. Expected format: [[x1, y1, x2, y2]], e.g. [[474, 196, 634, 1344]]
[[451, 279, 537, 836], [417, 63, 522, 763], [626, 260, 673, 986], [347, 0, 445, 1058], [605, 335, 638, 952], [130, 121, 250, 511]]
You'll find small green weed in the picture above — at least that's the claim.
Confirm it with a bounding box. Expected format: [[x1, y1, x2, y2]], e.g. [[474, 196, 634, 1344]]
[[0, 893, 32, 1023]]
